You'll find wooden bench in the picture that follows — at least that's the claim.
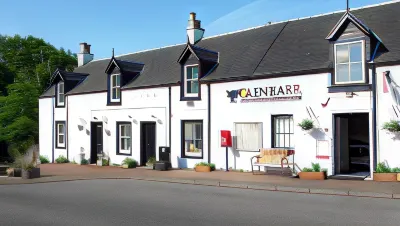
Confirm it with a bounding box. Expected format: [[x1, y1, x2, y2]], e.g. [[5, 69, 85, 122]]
[[250, 148, 295, 175]]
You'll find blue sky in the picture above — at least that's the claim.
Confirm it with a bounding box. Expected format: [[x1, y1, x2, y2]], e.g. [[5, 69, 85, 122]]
[[0, 0, 390, 59]]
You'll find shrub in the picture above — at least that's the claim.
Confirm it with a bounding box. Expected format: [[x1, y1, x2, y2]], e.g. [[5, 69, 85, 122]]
[[195, 162, 216, 171], [81, 159, 89, 165], [55, 155, 69, 164], [298, 119, 314, 131], [311, 163, 321, 172], [376, 162, 391, 173], [122, 157, 137, 168], [39, 155, 50, 164], [147, 156, 156, 165], [382, 120, 400, 133], [102, 157, 109, 166], [209, 163, 216, 171], [302, 167, 313, 172], [392, 167, 400, 173]]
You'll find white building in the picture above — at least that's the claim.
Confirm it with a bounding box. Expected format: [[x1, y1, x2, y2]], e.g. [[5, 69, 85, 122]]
[[39, 2, 400, 179]]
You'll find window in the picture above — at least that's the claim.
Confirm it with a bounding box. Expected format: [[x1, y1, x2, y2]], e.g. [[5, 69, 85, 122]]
[[110, 74, 121, 102], [234, 123, 262, 151], [182, 120, 202, 158], [56, 121, 66, 149], [117, 122, 131, 155], [184, 65, 199, 96], [272, 115, 294, 149], [57, 82, 65, 106], [334, 41, 365, 84]]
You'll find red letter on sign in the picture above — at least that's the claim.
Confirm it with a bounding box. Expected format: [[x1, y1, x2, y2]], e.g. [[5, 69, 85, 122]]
[[293, 85, 300, 94]]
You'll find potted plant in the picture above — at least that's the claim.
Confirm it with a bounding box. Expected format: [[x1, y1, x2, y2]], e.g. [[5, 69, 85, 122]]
[[382, 120, 400, 133], [373, 162, 397, 182], [194, 162, 212, 172], [298, 163, 327, 180], [21, 162, 40, 179], [393, 167, 400, 181], [146, 156, 156, 168], [121, 157, 138, 169], [6, 168, 14, 177], [298, 119, 314, 132]]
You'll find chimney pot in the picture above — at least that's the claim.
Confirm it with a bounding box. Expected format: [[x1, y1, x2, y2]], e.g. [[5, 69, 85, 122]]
[[189, 12, 196, 20], [78, 42, 94, 66], [186, 12, 204, 45]]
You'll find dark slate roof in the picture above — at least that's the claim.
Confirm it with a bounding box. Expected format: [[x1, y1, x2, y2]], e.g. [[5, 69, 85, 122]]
[[190, 45, 219, 62], [40, 1, 400, 97]]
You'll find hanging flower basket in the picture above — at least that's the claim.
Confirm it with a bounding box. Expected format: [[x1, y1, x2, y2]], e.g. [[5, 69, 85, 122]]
[[298, 119, 314, 132], [382, 120, 400, 133]]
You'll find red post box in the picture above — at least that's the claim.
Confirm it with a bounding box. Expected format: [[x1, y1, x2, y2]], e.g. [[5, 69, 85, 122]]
[[220, 130, 232, 147]]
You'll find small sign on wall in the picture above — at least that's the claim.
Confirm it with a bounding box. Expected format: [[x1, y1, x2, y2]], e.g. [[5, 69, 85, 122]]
[[316, 140, 330, 160]]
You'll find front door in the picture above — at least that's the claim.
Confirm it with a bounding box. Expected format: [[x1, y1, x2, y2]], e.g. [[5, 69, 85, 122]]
[[141, 122, 156, 165], [335, 116, 349, 174], [90, 122, 103, 164]]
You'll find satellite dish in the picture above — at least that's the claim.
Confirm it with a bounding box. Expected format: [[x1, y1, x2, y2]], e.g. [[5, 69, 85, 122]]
[[79, 118, 87, 126], [102, 116, 108, 123]]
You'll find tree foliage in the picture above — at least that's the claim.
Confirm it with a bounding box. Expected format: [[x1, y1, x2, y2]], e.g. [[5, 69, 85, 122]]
[[0, 34, 77, 154]]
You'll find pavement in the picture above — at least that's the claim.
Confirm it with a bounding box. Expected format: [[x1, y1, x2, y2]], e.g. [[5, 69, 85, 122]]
[[1, 179, 400, 225], [2, 163, 400, 199]]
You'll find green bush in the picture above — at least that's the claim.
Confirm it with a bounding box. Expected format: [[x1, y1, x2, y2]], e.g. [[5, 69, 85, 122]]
[[102, 157, 109, 166], [392, 167, 400, 173], [298, 119, 314, 131], [39, 155, 50, 164], [376, 162, 391, 173], [147, 156, 156, 165], [81, 159, 89, 165], [302, 167, 313, 172], [311, 163, 321, 172], [382, 120, 400, 132], [122, 157, 137, 168], [55, 155, 69, 164], [195, 162, 216, 171]]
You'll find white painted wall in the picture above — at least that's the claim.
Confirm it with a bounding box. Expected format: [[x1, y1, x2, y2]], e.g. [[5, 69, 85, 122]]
[[67, 87, 169, 165], [39, 98, 54, 161], [376, 65, 400, 168], [171, 84, 209, 169], [210, 73, 373, 175]]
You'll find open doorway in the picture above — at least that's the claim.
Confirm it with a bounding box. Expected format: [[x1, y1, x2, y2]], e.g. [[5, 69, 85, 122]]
[[90, 122, 103, 164], [334, 113, 370, 178]]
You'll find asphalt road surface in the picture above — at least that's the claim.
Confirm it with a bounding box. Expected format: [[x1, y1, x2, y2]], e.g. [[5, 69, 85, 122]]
[[1, 179, 400, 226]]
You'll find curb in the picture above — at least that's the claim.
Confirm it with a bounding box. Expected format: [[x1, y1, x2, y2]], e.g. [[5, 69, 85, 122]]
[[0, 176, 398, 200]]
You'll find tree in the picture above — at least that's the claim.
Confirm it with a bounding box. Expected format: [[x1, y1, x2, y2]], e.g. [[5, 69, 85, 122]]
[[0, 34, 77, 155]]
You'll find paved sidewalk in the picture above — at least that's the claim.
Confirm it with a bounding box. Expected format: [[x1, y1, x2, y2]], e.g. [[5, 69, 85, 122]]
[[2, 164, 400, 199]]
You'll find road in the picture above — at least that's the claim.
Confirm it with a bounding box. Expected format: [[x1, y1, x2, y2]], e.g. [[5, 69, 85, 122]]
[[0, 179, 399, 225]]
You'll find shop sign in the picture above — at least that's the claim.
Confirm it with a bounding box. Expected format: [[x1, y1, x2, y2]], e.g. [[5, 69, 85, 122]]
[[226, 84, 302, 103]]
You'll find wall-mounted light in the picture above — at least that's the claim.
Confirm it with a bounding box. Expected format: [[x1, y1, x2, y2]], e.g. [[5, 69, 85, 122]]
[[128, 115, 132, 118], [151, 115, 157, 118], [93, 117, 98, 120], [102, 116, 108, 124], [132, 119, 138, 124]]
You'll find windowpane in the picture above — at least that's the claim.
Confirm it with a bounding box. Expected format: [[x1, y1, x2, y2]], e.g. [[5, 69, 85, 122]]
[[194, 123, 202, 139], [112, 88, 117, 99], [191, 81, 199, 94], [185, 123, 192, 140], [58, 124, 64, 134], [186, 81, 192, 93], [116, 87, 120, 99], [350, 62, 363, 82], [121, 125, 126, 136], [59, 83, 64, 93], [112, 75, 117, 86], [183, 121, 203, 157], [273, 115, 294, 148], [59, 94, 65, 103], [192, 67, 198, 79], [336, 45, 349, 63], [116, 74, 120, 86], [279, 118, 284, 133], [284, 118, 290, 133], [336, 64, 349, 82], [350, 43, 362, 62], [289, 134, 294, 148], [59, 135, 64, 144], [126, 125, 131, 137], [186, 67, 193, 79], [127, 138, 131, 149]]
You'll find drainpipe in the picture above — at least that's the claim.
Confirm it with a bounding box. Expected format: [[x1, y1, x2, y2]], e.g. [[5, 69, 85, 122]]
[[169, 87, 172, 149], [371, 63, 378, 171], [207, 83, 211, 164], [66, 95, 69, 160], [370, 41, 380, 171], [52, 97, 55, 163]]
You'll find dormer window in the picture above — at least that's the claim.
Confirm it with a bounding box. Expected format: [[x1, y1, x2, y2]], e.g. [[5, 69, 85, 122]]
[[184, 65, 199, 97], [334, 41, 365, 84], [110, 74, 121, 102], [57, 82, 65, 106]]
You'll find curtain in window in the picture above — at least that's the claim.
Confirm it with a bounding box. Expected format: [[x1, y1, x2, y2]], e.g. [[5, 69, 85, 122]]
[[235, 123, 262, 151]]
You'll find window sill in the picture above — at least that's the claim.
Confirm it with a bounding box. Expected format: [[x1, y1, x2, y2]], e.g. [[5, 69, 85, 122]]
[[107, 101, 121, 106], [55, 145, 66, 149], [180, 155, 203, 159], [180, 96, 201, 101], [55, 105, 65, 108], [116, 152, 131, 156], [328, 84, 371, 93]]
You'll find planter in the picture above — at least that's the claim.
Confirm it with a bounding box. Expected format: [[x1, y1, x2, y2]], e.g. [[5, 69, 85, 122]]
[[122, 164, 129, 169], [21, 168, 40, 179], [298, 171, 327, 180], [13, 168, 22, 177], [373, 173, 397, 182], [397, 173, 400, 181], [195, 165, 211, 172]]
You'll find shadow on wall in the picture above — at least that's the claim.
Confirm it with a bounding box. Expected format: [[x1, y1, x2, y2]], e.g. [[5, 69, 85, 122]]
[[308, 128, 327, 140]]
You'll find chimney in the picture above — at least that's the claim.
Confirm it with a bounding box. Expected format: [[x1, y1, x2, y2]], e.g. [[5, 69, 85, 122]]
[[186, 12, 205, 45], [77, 42, 94, 67]]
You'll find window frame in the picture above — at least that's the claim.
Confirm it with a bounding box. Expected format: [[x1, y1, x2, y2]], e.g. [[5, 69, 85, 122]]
[[271, 115, 294, 149], [57, 82, 65, 107], [234, 122, 263, 152], [184, 64, 199, 97], [181, 120, 203, 159], [334, 40, 366, 85], [116, 121, 132, 156], [110, 73, 121, 102], [55, 121, 66, 149]]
